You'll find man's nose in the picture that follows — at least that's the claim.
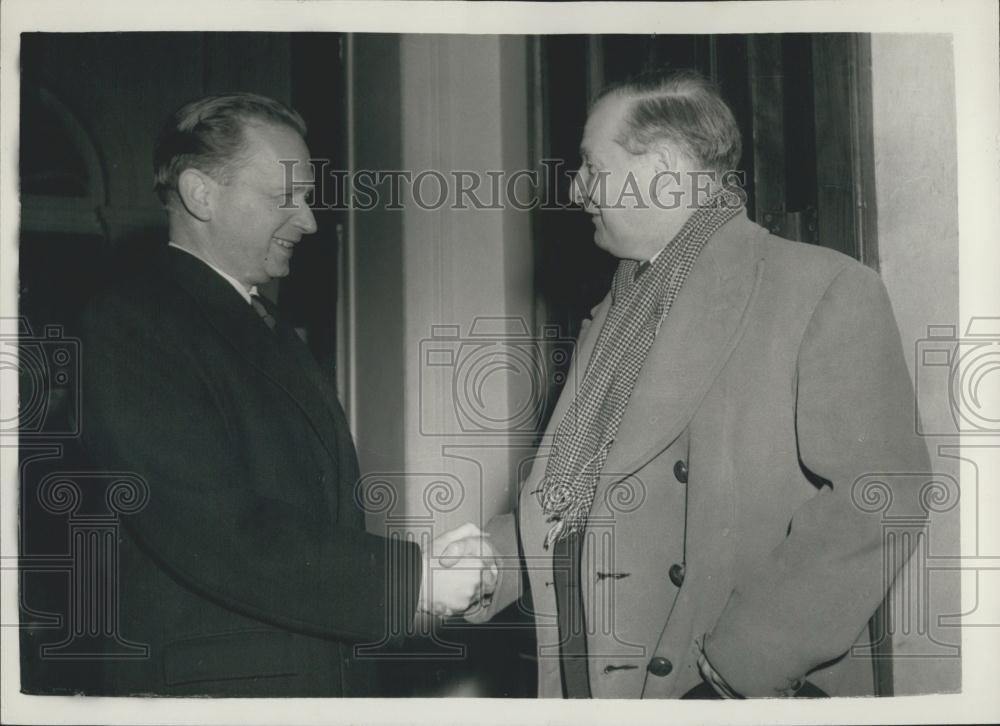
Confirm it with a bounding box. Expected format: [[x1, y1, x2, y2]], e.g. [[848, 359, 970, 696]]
[[294, 202, 318, 235], [570, 170, 587, 207]]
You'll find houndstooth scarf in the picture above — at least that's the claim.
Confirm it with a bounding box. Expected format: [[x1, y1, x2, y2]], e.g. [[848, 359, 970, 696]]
[[539, 191, 744, 549]]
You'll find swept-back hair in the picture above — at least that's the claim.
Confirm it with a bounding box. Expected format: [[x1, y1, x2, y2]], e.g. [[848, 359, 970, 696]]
[[594, 69, 742, 174], [153, 92, 306, 204]]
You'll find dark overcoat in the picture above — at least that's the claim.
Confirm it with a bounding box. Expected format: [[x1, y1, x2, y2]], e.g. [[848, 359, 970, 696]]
[[79, 247, 421, 696]]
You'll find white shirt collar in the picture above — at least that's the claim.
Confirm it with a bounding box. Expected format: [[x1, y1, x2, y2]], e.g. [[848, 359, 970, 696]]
[[168, 242, 258, 305]]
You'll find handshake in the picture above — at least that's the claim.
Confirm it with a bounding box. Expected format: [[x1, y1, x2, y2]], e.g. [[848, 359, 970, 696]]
[[416, 522, 498, 618]]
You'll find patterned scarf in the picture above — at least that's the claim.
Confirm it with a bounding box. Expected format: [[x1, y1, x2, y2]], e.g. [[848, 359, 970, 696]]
[[539, 191, 744, 548]]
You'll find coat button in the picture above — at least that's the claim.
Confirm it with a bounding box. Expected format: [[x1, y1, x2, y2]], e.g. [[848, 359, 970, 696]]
[[673, 460, 688, 484], [647, 656, 673, 677], [669, 563, 686, 587]]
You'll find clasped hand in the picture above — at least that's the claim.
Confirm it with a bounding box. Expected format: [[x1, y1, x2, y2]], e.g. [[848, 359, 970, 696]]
[[417, 523, 498, 617]]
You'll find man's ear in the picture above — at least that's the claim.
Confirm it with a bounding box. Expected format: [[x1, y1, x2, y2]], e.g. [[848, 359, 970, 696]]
[[651, 145, 683, 199], [652, 145, 677, 175], [176, 168, 216, 222]]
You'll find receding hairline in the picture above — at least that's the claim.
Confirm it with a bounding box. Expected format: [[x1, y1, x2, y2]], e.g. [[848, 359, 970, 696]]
[[233, 120, 315, 182], [578, 92, 633, 155], [170, 117, 313, 198], [599, 84, 703, 150], [153, 92, 308, 204], [586, 71, 742, 172]]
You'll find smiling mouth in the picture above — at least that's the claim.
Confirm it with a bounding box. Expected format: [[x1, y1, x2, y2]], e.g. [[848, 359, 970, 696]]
[[272, 237, 297, 250]]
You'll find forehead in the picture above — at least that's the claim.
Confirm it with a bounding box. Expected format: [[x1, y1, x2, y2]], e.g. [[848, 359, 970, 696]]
[[580, 94, 630, 157], [238, 122, 314, 185]]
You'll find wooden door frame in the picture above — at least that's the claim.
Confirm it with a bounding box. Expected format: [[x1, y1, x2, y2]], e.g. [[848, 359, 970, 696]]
[[812, 33, 880, 269]]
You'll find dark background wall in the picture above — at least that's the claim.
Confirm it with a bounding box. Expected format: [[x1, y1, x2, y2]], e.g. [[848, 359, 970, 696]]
[[18, 32, 341, 362]]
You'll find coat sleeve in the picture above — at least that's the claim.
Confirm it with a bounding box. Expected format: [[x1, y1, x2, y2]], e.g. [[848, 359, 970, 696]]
[[79, 295, 422, 645], [703, 264, 930, 696]]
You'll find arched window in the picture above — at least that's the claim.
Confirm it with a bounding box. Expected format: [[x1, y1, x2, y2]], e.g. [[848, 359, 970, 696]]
[[19, 85, 107, 235]]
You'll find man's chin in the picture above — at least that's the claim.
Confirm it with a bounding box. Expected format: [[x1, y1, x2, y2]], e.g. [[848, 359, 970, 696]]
[[592, 225, 647, 260], [591, 224, 606, 247], [592, 229, 623, 258], [260, 265, 290, 283], [263, 254, 293, 275]]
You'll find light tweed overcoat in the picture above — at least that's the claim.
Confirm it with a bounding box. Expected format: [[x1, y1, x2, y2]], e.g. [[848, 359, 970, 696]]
[[470, 211, 929, 698]]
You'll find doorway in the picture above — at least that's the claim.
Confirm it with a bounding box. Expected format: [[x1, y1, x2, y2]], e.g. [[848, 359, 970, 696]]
[[534, 33, 879, 345]]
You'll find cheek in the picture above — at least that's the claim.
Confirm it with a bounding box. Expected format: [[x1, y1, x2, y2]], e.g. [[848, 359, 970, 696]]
[[217, 195, 257, 229], [601, 205, 653, 248], [273, 211, 298, 232], [605, 172, 641, 210]]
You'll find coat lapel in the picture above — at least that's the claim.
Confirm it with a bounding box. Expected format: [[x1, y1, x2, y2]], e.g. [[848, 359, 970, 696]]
[[164, 247, 342, 465], [517, 214, 767, 696], [522, 213, 767, 514], [598, 212, 766, 484]]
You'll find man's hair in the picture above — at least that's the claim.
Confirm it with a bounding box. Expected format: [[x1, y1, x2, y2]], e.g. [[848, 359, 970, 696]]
[[594, 69, 742, 174], [152, 92, 307, 204]]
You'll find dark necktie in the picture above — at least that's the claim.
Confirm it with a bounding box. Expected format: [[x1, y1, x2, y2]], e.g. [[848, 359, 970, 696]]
[[250, 293, 278, 332]]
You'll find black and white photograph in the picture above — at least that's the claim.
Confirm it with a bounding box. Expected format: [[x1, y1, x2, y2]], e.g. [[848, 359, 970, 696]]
[[1, 1, 997, 724]]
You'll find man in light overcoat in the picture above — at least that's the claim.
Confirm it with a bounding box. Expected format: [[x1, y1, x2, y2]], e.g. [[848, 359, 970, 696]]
[[458, 70, 929, 699]]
